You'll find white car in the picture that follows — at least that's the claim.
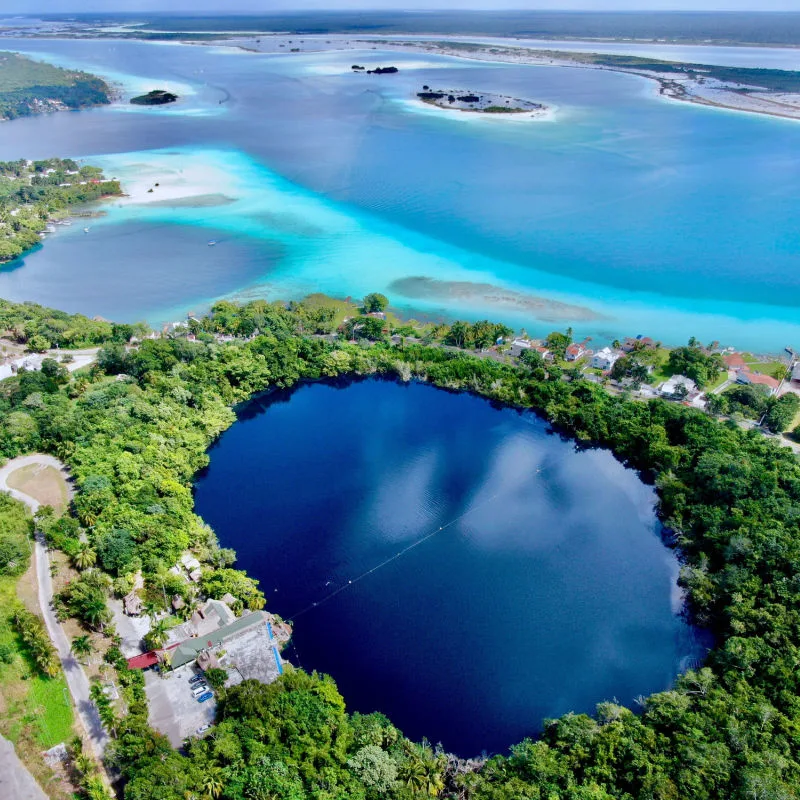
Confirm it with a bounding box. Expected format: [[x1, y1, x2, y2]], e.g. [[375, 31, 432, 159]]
[[191, 683, 209, 697]]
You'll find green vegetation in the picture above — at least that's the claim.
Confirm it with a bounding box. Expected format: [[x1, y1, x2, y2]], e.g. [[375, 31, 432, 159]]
[[0, 51, 110, 120], [665, 342, 725, 388], [483, 105, 526, 113], [0, 158, 122, 263], [2, 296, 800, 797], [0, 492, 32, 576], [129, 89, 178, 106], [13, 606, 59, 678]]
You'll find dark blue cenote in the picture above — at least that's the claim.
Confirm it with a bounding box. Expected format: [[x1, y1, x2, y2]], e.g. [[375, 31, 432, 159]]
[[193, 379, 708, 756]]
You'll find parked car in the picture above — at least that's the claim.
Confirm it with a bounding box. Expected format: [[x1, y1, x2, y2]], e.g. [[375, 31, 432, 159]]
[[191, 683, 209, 696], [197, 692, 213, 703], [196, 724, 212, 734], [188, 674, 205, 684]]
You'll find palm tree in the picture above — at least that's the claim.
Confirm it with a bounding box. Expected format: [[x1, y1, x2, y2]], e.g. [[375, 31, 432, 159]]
[[201, 769, 224, 800], [73, 543, 96, 570], [145, 618, 169, 651], [71, 634, 93, 662], [83, 597, 108, 632]]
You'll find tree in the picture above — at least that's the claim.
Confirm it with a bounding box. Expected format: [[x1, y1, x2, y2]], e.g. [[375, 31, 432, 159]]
[[41, 357, 68, 383], [203, 667, 228, 691], [519, 349, 545, 370], [763, 393, 800, 433], [144, 618, 169, 651], [200, 768, 224, 800], [362, 293, 389, 313], [73, 543, 97, 570], [71, 634, 94, 662], [27, 334, 50, 353], [347, 745, 398, 793], [546, 331, 571, 360]]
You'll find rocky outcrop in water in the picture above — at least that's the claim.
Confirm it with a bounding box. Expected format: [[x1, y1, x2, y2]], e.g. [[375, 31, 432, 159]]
[[130, 89, 178, 106]]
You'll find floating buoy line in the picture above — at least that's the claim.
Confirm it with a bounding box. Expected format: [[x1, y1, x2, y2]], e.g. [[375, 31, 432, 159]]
[[285, 466, 545, 623]]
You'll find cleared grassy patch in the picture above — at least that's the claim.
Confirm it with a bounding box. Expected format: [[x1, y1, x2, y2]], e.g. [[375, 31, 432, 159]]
[[6, 465, 68, 514]]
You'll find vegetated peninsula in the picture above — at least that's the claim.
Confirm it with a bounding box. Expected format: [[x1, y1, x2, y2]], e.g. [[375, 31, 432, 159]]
[[416, 85, 546, 115], [379, 40, 800, 120], [0, 158, 121, 263], [0, 51, 110, 120], [130, 89, 179, 105]]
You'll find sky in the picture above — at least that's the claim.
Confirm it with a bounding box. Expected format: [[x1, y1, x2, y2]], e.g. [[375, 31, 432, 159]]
[[10, 1, 800, 15]]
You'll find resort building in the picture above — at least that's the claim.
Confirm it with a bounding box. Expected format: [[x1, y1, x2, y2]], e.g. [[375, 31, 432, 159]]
[[591, 347, 621, 371]]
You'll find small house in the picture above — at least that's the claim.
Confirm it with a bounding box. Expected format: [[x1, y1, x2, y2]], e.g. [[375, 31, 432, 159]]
[[565, 342, 588, 362], [659, 375, 697, 398]]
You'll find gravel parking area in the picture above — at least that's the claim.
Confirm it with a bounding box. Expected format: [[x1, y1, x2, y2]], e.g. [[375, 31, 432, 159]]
[[144, 666, 216, 747]]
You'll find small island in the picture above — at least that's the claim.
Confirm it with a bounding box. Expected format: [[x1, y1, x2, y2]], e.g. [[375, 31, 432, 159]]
[[352, 65, 399, 74], [416, 86, 546, 115], [130, 89, 179, 106]]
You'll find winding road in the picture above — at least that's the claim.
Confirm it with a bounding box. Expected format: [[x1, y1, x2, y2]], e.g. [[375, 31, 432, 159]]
[[0, 455, 109, 760]]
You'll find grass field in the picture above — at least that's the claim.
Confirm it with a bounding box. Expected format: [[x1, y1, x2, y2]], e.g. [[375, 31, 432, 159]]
[[0, 567, 75, 798], [6, 465, 68, 515]]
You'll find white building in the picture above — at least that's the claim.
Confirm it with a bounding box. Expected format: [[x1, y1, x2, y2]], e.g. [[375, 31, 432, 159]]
[[591, 347, 620, 371], [659, 375, 697, 398]]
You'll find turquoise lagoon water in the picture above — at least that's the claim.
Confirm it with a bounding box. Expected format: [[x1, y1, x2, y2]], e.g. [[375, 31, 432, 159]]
[[1, 38, 800, 349]]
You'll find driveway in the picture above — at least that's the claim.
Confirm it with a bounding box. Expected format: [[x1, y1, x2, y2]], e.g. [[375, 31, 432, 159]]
[[0, 455, 109, 760]]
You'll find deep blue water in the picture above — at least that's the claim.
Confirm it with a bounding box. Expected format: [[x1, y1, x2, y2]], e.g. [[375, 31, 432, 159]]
[[0, 38, 799, 349], [194, 379, 708, 756]]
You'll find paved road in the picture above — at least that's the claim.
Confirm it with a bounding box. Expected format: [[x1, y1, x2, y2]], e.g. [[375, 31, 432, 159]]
[[0, 455, 109, 760], [0, 734, 48, 800]]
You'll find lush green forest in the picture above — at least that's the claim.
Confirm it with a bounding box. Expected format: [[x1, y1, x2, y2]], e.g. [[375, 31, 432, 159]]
[[2, 297, 800, 798], [0, 51, 110, 120], [0, 158, 121, 263]]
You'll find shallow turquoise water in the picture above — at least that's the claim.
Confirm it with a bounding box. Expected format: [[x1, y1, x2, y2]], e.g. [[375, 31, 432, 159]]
[[1, 38, 799, 349]]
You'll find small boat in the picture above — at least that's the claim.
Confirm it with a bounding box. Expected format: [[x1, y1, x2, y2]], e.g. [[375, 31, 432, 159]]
[[84, 227, 90, 233], [61, 220, 72, 226], [207, 239, 218, 246]]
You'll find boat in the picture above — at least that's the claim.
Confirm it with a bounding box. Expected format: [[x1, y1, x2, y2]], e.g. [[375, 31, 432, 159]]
[[207, 240, 218, 246], [84, 227, 90, 233]]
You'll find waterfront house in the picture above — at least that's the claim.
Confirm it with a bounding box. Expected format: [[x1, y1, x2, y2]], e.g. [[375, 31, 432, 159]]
[[735, 369, 779, 394], [621, 335, 655, 353], [591, 347, 620, 371]]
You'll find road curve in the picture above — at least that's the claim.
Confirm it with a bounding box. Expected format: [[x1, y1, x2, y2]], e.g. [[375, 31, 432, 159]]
[[0, 455, 109, 760]]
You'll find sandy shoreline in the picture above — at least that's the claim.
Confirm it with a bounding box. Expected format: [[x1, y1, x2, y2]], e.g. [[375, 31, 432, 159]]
[[214, 34, 800, 123]]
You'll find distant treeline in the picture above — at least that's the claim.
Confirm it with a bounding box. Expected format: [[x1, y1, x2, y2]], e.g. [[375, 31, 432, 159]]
[[47, 11, 800, 46]]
